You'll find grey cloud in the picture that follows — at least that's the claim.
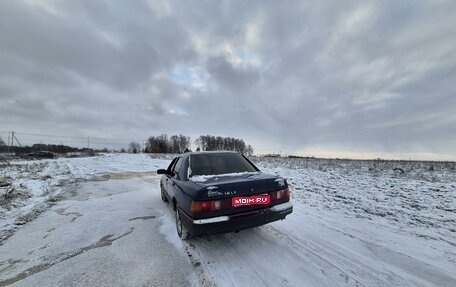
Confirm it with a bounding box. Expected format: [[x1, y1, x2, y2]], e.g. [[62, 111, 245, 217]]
[[1, 0, 455, 159], [206, 56, 260, 93]]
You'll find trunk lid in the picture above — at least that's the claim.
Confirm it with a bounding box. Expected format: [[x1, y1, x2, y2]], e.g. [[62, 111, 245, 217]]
[[188, 172, 289, 218], [191, 172, 286, 200]]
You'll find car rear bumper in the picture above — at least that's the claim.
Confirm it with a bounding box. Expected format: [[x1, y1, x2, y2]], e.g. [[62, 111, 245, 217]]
[[179, 202, 293, 236]]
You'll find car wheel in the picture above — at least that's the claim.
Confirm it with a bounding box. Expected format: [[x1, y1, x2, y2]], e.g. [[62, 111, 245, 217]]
[[175, 206, 190, 240], [161, 186, 168, 202]]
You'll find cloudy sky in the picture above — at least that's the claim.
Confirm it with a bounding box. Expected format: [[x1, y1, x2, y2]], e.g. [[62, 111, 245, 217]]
[[1, 0, 456, 160]]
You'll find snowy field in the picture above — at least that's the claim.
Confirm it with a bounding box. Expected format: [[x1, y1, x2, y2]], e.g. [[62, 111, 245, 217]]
[[0, 154, 455, 286]]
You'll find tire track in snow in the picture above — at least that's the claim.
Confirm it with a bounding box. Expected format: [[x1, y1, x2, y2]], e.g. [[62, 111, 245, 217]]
[[267, 221, 456, 287], [183, 227, 329, 287], [0, 228, 134, 287], [265, 224, 394, 287]]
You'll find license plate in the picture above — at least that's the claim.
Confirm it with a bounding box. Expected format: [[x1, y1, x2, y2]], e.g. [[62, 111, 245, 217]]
[[232, 195, 270, 207]]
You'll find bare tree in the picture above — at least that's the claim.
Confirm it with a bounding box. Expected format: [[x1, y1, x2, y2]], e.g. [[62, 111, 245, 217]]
[[178, 134, 190, 153], [170, 135, 180, 153], [128, 142, 141, 154], [145, 134, 191, 153], [0, 137, 5, 146], [195, 135, 252, 153], [245, 145, 254, 156], [145, 134, 169, 153]]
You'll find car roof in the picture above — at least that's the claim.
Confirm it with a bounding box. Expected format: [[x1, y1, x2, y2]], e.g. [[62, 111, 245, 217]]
[[179, 151, 239, 159], [187, 150, 238, 155]]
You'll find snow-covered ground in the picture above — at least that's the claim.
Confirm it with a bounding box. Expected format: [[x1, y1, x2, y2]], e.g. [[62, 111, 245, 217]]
[[0, 154, 170, 242], [255, 157, 456, 247], [0, 154, 455, 286]]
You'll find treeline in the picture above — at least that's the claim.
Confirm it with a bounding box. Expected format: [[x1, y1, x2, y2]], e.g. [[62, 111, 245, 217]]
[[0, 143, 87, 154], [0, 135, 254, 155], [143, 134, 253, 155], [144, 134, 191, 153], [195, 135, 253, 155]]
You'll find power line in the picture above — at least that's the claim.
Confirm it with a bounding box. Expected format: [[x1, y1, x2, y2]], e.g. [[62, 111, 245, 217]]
[[13, 132, 90, 139], [13, 132, 142, 142], [13, 138, 131, 146], [3, 130, 139, 151]]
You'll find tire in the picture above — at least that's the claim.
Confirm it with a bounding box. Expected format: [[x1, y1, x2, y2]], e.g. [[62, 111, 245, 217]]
[[175, 206, 190, 240], [161, 186, 168, 202]]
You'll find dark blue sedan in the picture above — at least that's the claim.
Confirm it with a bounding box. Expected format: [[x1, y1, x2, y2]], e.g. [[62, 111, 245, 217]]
[[157, 151, 293, 239]]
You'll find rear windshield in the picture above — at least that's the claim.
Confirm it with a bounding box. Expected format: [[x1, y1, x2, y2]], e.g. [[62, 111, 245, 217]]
[[189, 153, 257, 177]]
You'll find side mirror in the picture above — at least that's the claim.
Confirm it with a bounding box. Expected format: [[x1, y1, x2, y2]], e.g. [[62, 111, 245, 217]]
[[157, 169, 167, 175]]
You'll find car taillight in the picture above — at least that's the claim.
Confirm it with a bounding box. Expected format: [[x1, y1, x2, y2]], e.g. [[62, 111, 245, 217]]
[[191, 200, 225, 213], [270, 188, 290, 201]]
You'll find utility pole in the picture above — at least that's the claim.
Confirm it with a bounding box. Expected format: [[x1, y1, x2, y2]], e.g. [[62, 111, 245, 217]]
[[11, 131, 22, 147], [7, 131, 10, 153]]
